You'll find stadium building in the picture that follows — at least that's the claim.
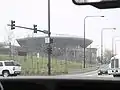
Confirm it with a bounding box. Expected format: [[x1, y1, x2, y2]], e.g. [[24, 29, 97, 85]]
[[16, 35, 97, 64]]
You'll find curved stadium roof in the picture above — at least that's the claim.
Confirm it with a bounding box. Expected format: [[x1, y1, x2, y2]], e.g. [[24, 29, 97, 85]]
[[17, 36, 93, 51]]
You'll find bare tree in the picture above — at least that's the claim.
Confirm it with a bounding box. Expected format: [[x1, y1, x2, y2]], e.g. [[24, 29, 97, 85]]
[[4, 26, 15, 58], [103, 49, 112, 64]]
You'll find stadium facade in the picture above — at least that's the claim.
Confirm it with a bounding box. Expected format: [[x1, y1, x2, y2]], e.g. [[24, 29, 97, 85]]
[[16, 36, 97, 64]]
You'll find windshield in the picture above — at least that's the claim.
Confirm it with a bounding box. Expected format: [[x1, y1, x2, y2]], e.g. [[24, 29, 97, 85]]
[[0, 0, 119, 78]]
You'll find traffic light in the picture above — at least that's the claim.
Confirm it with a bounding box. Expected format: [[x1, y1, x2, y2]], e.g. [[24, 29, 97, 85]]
[[33, 24, 37, 33], [11, 20, 15, 30], [49, 47, 52, 54], [50, 38, 53, 43], [46, 46, 52, 54]]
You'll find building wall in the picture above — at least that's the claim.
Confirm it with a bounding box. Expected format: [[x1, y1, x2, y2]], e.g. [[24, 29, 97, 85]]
[[32, 47, 97, 64], [0, 42, 97, 64]]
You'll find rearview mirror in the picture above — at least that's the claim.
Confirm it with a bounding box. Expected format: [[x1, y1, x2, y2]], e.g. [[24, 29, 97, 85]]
[[73, 0, 117, 4], [72, 0, 120, 9]]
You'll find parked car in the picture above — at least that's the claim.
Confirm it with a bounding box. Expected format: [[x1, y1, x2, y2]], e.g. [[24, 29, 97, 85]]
[[98, 64, 109, 75], [0, 60, 21, 77]]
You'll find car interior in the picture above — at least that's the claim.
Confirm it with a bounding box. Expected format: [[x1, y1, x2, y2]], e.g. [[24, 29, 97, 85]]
[[1, 78, 120, 90]]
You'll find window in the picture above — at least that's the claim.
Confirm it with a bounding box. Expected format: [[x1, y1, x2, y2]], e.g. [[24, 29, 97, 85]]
[[111, 59, 114, 68], [4, 62, 15, 66], [0, 62, 3, 66], [115, 59, 119, 68]]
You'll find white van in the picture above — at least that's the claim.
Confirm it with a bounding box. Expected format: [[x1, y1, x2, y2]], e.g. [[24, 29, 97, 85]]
[[108, 55, 120, 77]]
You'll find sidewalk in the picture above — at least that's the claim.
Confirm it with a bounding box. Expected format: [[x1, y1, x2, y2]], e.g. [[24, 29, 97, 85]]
[[68, 66, 99, 74]]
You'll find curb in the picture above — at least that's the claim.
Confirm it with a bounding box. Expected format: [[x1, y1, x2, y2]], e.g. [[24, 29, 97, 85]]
[[68, 67, 99, 74]]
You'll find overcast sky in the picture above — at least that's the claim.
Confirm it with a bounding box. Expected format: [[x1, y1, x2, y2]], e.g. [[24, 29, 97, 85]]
[[1, 0, 120, 54]]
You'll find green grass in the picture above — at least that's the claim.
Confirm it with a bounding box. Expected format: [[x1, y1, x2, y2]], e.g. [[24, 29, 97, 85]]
[[0, 55, 92, 75]]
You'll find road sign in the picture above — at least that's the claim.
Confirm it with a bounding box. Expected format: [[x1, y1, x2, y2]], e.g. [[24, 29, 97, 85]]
[[37, 53, 40, 58], [45, 37, 50, 44]]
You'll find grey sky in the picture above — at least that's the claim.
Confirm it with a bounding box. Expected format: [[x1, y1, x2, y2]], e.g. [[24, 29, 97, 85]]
[[0, 0, 120, 54]]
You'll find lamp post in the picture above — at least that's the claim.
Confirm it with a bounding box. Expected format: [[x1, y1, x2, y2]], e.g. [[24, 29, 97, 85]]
[[89, 45, 92, 66], [115, 40, 120, 55], [101, 28, 116, 64], [96, 45, 100, 57], [84, 16, 104, 68], [112, 36, 120, 56]]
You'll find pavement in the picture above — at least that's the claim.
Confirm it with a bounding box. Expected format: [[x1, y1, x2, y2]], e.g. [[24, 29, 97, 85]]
[[57, 70, 113, 78], [68, 66, 99, 74], [0, 70, 115, 80]]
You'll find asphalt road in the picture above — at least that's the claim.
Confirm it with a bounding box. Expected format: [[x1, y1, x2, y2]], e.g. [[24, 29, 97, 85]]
[[0, 70, 115, 80], [57, 70, 113, 78]]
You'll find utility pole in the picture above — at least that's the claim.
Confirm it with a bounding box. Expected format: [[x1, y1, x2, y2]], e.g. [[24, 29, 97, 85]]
[[48, 0, 51, 75], [8, 20, 15, 59], [9, 42, 12, 58], [90, 45, 92, 66]]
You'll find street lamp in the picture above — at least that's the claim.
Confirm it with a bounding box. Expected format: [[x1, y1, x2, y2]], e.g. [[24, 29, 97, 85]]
[[83, 15, 104, 68], [101, 28, 116, 64], [115, 40, 120, 55], [89, 45, 92, 66], [112, 36, 120, 56], [96, 45, 100, 57]]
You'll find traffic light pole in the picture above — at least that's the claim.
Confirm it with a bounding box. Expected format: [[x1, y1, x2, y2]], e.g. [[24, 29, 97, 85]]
[[8, 18, 52, 76], [48, 0, 51, 75], [8, 0, 52, 75]]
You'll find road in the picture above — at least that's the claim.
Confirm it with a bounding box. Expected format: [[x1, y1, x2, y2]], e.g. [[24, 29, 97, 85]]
[[0, 70, 116, 80], [57, 70, 113, 78]]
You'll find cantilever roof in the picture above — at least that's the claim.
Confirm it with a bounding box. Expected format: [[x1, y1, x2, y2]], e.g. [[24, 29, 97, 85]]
[[17, 36, 93, 49]]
